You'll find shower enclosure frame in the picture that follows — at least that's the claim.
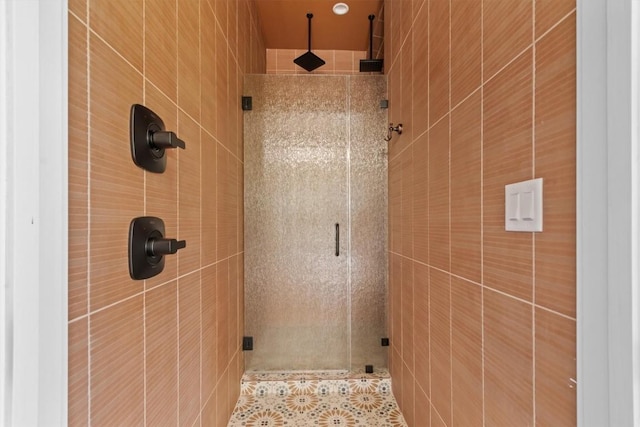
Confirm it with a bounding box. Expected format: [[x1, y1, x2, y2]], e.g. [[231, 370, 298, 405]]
[[242, 74, 388, 373]]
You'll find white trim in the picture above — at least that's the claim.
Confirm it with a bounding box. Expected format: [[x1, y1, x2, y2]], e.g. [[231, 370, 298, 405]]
[[1, 0, 9, 423], [37, 0, 68, 423], [631, 2, 640, 424], [577, 0, 639, 425], [1, 0, 68, 425], [577, 0, 609, 421], [606, 1, 636, 424]]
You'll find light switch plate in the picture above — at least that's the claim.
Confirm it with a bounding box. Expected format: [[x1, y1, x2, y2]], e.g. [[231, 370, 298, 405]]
[[505, 178, 543, 232]]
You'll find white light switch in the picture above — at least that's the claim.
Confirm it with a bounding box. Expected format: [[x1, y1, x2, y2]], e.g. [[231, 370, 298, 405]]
[[521, 190, 534, 221], [505, 178, 543, 232], [508, 192, 520, 221]]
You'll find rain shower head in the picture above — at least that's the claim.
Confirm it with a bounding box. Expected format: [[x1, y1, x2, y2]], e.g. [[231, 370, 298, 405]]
[[360, 14, 383, 73], [294, 51, 326, 72], [294, 13, 326, 72]]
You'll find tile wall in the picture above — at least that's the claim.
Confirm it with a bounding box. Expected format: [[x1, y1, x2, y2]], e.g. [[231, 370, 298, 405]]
[[68, 0, 265, 425], [385, 0, 576, 425]]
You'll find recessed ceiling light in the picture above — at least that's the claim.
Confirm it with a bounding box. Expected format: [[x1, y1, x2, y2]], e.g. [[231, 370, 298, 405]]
[[333, 2, 349, 15]]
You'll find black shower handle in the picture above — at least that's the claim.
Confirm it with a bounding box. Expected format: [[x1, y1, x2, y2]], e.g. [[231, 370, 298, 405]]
[[146, 237, 186, 257], [335, 223, 339, 257], [150, 130, 186, 150]]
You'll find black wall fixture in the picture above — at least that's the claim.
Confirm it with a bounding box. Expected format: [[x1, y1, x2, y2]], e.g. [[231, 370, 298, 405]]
[[242, 96, 253, 111], [242, 336, 254, 351], [129, 216, 186, 280], [130, 104, 185, 173], [294, 13, 325, 72], [360, 15, 384, 73]]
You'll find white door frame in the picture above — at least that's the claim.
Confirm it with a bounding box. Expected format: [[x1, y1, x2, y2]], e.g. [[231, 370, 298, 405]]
[[577, 0, 640, 425], [1, 0, 68, 425]]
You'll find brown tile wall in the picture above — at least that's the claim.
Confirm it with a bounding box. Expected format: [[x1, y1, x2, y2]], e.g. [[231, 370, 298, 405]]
[[385, 0, 576, 425], [68, 0, 266, 425]]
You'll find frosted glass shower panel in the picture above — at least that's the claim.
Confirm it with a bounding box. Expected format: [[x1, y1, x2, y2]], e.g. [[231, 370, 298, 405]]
[[244, 75, 388, 371], [244, 76, 350, 370]]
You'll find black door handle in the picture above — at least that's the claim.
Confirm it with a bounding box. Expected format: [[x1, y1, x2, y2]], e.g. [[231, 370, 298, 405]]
[[335, 223, 339, 257]]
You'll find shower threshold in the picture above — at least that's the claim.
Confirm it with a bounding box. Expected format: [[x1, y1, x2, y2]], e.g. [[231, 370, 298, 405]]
[[228, 369, 407, 426]]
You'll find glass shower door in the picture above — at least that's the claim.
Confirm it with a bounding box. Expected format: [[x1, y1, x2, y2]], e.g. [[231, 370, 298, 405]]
[[244, 75, 350, 371]]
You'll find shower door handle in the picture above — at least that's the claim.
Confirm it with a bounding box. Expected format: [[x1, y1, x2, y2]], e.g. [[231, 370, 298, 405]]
[[335, 223, 339, 256]]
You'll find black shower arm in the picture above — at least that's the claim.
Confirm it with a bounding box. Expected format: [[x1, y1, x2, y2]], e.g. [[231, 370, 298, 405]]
[[307, 13, 313, 51], [369, 14, 375, 60]]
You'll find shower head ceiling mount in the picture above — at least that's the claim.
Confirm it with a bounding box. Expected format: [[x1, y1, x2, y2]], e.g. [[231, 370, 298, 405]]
[[360, 14, 383, 72], [294, 13, 326, 72]]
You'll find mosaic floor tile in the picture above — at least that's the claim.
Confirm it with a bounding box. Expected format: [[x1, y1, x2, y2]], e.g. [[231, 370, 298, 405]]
[[228, 370, 408, 426]]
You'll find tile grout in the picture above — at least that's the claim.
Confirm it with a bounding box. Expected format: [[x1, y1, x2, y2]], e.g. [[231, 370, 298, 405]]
[[388, 249, 576, 322]]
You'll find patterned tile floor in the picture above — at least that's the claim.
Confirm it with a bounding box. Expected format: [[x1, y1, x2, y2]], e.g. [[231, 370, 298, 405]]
[[228, 370, 408, 426]]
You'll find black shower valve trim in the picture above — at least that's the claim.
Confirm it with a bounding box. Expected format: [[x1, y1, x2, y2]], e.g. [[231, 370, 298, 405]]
[[149, 129, 185, 150], [130, 103, 186, 173], [129, 216, 186, 280]]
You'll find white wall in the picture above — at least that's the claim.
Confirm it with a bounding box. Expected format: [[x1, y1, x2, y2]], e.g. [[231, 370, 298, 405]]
[[631, 2, 640, 424], [1, 0, 68, 425], [577, 0, 640, 425]]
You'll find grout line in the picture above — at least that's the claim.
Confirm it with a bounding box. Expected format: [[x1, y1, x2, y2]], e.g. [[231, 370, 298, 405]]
[[534, 8, 577, 45], [387, 3, 416, 76], [346, 76, 353, 369], [198, 0, 202, 155], [199, 269, 203, 418], [448, 1, 453, 423], [85, 0, 92, 422], [390, 4, 571, 164], [68, 9, 84, 25], [450, 85, 483, 117], [388, 250, 576, 321], [480, 1, 486, 425], [532, 0, 537, 422], [88, 28, 144, 77], [141, 2, 147, 423], [175, 5, 182, 416], [426, 0, 430, 138], [68, 314, 90, 324], [535, 304, 576, 321], [84, 251, 244, 320], [197, 5, 203, 416], [391, 7, 572, 166], [176, 266, 181, 424], [142, 281, 148, 426], [431, 402, 448, 427], [143, 75, 243, 165], [483, 42, 532, 87], [426, 59, 432, 415], [389, 104, 449, 164]]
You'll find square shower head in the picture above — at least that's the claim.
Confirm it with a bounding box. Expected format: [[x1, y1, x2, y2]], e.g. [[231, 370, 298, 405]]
[[359, 58, 384, 73], [294, 50, 326, 72]]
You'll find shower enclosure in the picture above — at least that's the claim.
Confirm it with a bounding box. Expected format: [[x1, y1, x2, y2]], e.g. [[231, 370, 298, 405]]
[[244, 75, 387, 371]]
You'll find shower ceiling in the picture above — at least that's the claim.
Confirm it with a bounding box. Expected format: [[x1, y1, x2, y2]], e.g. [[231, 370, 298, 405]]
[[256, 0, 384, 51]]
